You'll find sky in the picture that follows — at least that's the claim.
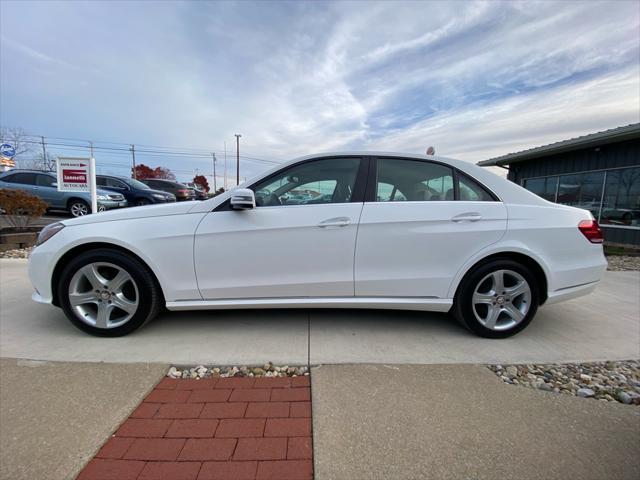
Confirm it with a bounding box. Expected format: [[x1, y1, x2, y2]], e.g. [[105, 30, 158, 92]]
[[1, 0, 639, 184]]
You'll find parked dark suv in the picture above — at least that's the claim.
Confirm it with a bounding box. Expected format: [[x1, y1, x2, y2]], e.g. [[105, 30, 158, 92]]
[[96, 175, 176, 206], [140, 178, 196, 201]]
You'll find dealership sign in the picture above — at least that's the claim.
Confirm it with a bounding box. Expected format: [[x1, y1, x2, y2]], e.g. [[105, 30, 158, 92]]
[[56, 156, 98, 213], [57, 157, 91, 192]]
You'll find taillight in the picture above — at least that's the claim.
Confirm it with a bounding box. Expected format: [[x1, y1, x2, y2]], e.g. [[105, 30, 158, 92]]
[[177, 189, 188, 195], [578, 219, 604, 244]]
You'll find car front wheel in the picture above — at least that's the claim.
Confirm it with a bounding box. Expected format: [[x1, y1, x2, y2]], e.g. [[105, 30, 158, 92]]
[[68, 199, 89, 217], [452, 258, 539, 338], [57, 249, 162, 336]]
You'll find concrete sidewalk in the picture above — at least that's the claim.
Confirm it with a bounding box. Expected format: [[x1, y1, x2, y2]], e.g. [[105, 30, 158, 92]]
[[312, 364, 640, 480], [0, 359, 167, 480]]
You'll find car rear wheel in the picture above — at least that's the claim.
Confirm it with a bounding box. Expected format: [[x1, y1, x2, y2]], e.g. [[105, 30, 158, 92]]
[[68, 199, 89, 217], [452, 258, 539, 338], [58, 249, 162, 336]]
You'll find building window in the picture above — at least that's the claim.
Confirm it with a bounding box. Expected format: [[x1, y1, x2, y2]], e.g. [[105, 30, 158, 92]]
[[523, 177, 558, 202], [523, 166, 640, 229], [601, 167, 640, 227], [557, 171, 605, 219]]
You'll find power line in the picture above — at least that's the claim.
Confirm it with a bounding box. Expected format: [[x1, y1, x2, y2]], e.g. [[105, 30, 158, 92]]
[[18, 135, 281, 164]]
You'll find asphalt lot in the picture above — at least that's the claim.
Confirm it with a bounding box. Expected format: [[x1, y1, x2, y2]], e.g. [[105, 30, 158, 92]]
[[1, 259, 639, 365]]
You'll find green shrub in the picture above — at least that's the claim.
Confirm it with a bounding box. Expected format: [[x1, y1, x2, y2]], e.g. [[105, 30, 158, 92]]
[[0, 189, 48, 230]]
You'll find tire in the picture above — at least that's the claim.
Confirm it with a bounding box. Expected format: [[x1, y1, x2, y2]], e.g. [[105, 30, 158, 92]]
[[452, 258, 539, 339], [68, 199, 89, 217], [135, 198, 150, 206], [57, 248, 162, 337]]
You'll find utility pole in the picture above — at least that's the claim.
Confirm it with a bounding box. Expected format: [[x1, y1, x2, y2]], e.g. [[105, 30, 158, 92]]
[[40, 136, 47, 171], [235, 134, 241, 186], [224, 142, 228, 189], [211, 153, 217, 192], [130, 144, 137, 179], [89, 141, 94, 158]]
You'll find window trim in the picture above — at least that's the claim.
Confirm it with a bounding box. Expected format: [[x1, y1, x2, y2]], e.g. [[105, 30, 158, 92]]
[[214, 155, 370, 212], [366, 156, 500, 203]]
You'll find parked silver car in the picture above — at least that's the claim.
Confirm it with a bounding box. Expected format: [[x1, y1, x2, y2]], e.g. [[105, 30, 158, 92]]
[[0, 170, 127, 217]]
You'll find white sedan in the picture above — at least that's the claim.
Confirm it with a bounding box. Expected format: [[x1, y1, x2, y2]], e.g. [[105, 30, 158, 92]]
[[29, 152, 607, 338]]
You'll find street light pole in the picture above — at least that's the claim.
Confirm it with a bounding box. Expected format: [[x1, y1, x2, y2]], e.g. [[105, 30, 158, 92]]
[[234, 134, 241, 186], [211, 153, 217, 192]]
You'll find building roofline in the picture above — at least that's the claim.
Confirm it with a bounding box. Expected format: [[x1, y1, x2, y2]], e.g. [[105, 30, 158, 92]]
[[477, 123, 640, 167]]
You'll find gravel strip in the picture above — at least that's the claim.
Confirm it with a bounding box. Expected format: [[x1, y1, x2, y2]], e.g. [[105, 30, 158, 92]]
[[0, 246, 33, 259], [167, 362, 310, 379], [606, 255, 640, 271], [489, 360, 640, 405]]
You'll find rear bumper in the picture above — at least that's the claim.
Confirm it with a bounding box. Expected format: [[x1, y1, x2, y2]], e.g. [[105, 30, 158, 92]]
[[545, 280, 599, 305]]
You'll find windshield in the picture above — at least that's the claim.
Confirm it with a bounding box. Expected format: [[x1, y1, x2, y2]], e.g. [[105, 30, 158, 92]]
[[124, 178, 151, 190]]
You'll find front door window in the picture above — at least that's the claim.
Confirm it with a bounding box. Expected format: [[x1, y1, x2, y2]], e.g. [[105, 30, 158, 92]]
[[252, 158, 361, 207]]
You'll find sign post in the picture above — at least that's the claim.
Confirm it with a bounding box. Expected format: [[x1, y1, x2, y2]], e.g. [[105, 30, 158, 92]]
[[56, 157, 98, 213]]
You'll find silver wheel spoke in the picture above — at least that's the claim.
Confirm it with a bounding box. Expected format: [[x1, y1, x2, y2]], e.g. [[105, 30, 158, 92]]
[[492, 271, 505, 293], [473, 292, 494, 305], [505, 282, 528, 299], [111, 294, 137, 314], [109, 270, 131, 292], [69, 292, 97, 307], [81, 265, 108, 290], [484, 306, 501, 329], [95, 303, 111, 328], [504, 304, 524, 322]]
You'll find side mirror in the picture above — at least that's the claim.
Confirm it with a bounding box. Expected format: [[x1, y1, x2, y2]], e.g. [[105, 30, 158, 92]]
[[230, 188, 256, 210]]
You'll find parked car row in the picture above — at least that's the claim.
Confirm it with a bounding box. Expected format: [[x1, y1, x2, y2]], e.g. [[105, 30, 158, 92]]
[[0, 170, 208, 217]]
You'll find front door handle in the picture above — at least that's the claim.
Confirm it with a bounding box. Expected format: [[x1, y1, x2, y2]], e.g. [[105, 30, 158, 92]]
[[451, 212, 482, 222], [318, 217, 351, 228]]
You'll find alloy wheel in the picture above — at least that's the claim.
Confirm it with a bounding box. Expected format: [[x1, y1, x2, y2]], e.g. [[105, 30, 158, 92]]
[[68, 262, 139, 329], [471, 269, 531, 331], [70, 202, 89, 217]]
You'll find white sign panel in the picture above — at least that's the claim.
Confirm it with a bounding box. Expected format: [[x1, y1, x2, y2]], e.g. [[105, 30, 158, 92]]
[[56, 157, 91, 192]]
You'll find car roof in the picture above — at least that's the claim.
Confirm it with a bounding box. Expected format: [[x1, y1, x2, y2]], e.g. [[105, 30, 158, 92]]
[[0, 169, 55, 174]]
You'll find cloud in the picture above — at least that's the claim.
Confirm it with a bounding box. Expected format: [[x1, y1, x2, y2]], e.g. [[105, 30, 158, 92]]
[[0, 0, 638, 182]]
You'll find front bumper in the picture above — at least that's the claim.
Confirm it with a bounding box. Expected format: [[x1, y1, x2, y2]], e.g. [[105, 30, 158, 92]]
[[28, 245, 56, 304], [100, 199, 128, 210]]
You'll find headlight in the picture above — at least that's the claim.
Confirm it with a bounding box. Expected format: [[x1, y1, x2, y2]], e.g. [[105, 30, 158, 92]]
[[37, 222, 65, 246], [97, 195, 109, 200], [152, 193, 165, 199]]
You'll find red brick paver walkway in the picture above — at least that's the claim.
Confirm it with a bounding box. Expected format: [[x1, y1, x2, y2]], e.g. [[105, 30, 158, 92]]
[[77, 376, 313, 480]]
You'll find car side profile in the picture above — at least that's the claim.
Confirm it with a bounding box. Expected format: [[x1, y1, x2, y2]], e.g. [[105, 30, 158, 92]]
[[28, 153, 607, 338], [140, 178, 196, 201], [96, 175, 176, 206], [0, 170, 127, 216]]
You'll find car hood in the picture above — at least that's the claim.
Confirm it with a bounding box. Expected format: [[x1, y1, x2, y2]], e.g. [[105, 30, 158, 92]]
[[62, 200, 198, 226]]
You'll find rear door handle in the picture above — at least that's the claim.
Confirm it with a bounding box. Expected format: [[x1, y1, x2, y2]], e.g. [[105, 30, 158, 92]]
[[451, 212, 482, 222], [318, 217, 351, 228]]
